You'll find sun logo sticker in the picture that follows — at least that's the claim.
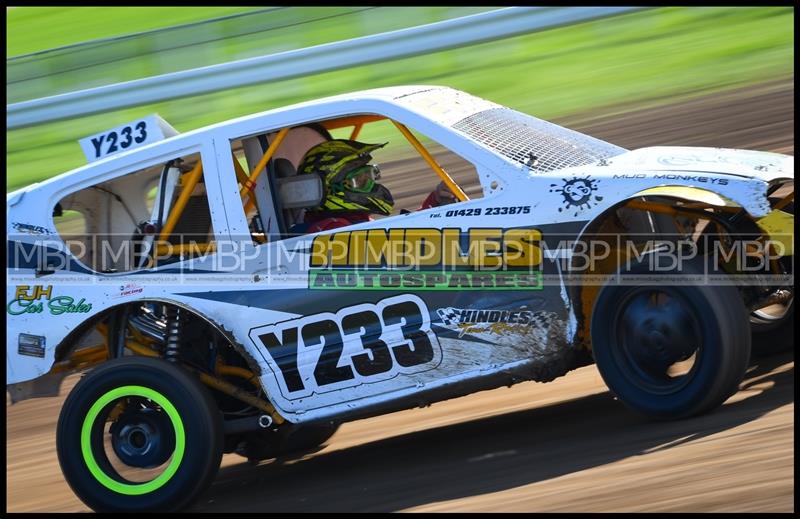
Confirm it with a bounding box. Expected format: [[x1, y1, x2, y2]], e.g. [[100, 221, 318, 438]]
[[550, 176, 602, 216]]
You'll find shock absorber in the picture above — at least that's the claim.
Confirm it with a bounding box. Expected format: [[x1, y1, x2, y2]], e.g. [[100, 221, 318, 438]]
[[164, 306, 182, 363], [109, 306, 130, 359]]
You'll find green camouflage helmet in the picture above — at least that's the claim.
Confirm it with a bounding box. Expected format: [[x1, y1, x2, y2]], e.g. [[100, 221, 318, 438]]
[[297, 139, 394, 215]]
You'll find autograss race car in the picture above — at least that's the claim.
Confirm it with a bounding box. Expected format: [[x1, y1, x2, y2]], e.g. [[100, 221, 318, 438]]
[[6, 86, 794, 512]]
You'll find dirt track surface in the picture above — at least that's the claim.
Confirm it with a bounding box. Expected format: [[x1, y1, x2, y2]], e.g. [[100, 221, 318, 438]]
[[6, 80, 794, 512]]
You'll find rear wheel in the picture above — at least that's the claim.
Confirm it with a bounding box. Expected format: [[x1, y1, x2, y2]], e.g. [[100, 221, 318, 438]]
[[56, 356, 223, 512], [591, 255, 751, 420]]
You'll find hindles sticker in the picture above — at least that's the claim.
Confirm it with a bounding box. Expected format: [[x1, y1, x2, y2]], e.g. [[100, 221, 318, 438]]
[[436, 307, 552, 337], [436, 306, 560, 345]]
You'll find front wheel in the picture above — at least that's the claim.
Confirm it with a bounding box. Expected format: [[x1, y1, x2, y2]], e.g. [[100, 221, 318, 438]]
[[56, 356, 223, 512], [591, 256, 751, 420]]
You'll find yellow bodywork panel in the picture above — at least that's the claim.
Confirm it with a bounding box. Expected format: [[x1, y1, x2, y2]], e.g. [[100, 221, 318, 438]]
[[633, 186, 740, 207], [756, 209, 794, 256]]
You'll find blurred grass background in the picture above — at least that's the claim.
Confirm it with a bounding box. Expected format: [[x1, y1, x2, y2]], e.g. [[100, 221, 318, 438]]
[[6, 6, 794, 192], [7, 7, 262, 56]]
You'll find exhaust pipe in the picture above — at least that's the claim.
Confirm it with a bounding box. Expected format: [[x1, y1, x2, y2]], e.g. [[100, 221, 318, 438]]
[[224, 414, 273, 435]]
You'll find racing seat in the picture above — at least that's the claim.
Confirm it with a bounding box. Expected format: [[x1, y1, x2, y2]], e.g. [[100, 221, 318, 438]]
[[278, 173, 326, 236], [276, 174, 324, 212], [242, 124, 331, 242], [273, 158, 305, 231], [243, 125, 331, 238], [269, 126, 330, 232], [275, 158, 296, 179]]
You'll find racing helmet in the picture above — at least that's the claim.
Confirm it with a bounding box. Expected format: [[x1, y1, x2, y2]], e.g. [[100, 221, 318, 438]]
[[297, 139, 394, 216]]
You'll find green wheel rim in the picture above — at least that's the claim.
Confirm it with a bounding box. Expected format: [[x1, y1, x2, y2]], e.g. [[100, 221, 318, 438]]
[[80, 385, 186, 495]]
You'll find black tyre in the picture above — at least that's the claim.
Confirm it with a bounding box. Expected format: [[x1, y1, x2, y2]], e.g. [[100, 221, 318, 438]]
[[591, 255, 751, 420], [56, 356, 223, 512]]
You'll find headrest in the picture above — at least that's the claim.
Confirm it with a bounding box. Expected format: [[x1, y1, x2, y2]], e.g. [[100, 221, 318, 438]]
[[276, 174, 324, 209], [274, 158, 296, 178]]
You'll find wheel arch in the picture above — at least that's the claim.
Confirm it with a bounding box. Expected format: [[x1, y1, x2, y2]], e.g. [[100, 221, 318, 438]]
[[54, 297, 263, 377], [567, 187, 760, 352], [5, 298, 267, 405]]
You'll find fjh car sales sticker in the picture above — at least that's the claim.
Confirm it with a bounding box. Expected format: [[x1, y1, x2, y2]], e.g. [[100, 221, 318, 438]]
[[7, 285, 92, 316]]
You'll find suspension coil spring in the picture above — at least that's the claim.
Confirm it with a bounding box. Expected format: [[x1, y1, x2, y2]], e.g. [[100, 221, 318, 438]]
[[164, 306, 182, 363]]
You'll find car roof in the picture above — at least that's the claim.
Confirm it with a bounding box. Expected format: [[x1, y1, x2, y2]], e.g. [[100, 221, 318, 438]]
[[8, 86, 455, 197], [187, 85, 444, 136]]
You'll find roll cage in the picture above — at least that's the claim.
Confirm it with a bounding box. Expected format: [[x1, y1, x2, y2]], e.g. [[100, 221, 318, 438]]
[[154, 114, 474, 253]]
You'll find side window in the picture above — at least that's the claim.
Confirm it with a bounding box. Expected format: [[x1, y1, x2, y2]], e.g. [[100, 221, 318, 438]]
[[53, 208, 88, 265], [229, 125, 332, 242], [53, 151, 213, 272], [326, 118, 483, 217], [227, 116, 483, 240]]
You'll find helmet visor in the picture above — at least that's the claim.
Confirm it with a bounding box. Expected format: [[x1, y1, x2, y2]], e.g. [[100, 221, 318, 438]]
[[344, 164, 381, 192]]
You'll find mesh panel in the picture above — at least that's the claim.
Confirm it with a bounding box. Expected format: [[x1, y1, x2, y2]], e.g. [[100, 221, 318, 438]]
[[168, 196, 212, 245], [452, 108, 627, 172]]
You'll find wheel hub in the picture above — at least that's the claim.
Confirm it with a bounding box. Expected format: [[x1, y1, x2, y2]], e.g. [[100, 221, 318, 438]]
[[621, 291, 700, 374], [110, 407, 175, 468]]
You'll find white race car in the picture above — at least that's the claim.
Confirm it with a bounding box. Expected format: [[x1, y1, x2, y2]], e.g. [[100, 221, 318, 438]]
[[6, 86, 794, 511]]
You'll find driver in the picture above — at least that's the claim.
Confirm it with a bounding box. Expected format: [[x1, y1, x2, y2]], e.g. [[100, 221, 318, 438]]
[[295, 139, 456, 233]]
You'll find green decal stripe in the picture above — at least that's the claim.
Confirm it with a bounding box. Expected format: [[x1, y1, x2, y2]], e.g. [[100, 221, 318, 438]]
[[308, 270, 543, 290], [80, 385, 186, 495]]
